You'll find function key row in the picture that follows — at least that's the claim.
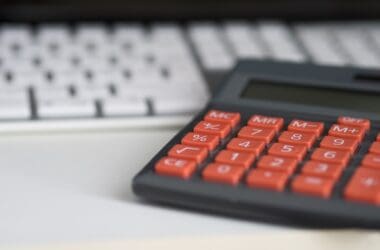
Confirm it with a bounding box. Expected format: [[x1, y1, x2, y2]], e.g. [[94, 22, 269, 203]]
[[154, 110, 380, 205]]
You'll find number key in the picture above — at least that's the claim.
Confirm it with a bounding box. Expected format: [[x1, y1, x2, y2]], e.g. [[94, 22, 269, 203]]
[[268, 143, 307, 161], [320, 136, 359, 155], [256, 155, 298, 174], [202, 163, 245, 186], [215, 150, 255, 169], [311, 148, 350, 165], [226, 138, 265, 156], [238, 126, 275, 143], [278, 131, 316, 149]]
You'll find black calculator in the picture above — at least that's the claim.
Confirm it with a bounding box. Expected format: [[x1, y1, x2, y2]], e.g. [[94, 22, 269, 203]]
[[133, 60, 380, 228]]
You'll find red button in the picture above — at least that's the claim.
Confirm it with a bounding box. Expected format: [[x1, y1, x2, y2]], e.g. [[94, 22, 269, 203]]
[[320, 136, 359, 155], [362, 154, 380, 170], [337, 116, 371, 131], [246, 169, 288, 191], [238, 126, 276, 144], [377, 133, 380, 142], [369, 142, 380, 155], [204, 110, 241, 127], [268, 143, 307, 162], [311, 148, 350, 166], [328, 124, 366, 141], [202, 163, 245, 186], [278, 131, 316, 149], [291, 175, 335, 198], [257, 155, 298, 174], [247, 115, 284, 132], [182, 132, 219, 151], [155, 157, 197, 179], [194, 121, 231, 138], [215, 150, 255, 169], [344, 168, 380, 205], [301, 161, 344, 180], [168, 144, 208, 164], [288, 119, 324, 137], [226, 138, 265, 156]]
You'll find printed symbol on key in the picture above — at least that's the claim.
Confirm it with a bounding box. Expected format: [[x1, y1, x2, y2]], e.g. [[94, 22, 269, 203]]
[[217, 165, 231, 174], [175, 146, 200, 154], [209, 111, 232, 119], [203, 122, 221, 130], [361, 177, 378, 187], [315, 163, 329, 173], [192, 134, 208, 142], [164, 158, 187, 168]]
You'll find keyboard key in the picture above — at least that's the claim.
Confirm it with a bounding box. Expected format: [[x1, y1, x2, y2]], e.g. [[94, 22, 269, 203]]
[[153, 96, 206, 115], [278, 131, 316, 149], [344, 168, 380, 205], [258, 21, 306, 62], [155, 157, 197, 179], [202, 163, 245, 186], [247, 115, 284, 132], [311, 148, 350, 165], [238, 126, 275, 143], [328, 124, 366, 141], [334, 27, 380, 68], [246, 169, 288, 191], [168, 144, 208, 164], [204, 110, 241, 127], [294, 24, 347, 66], [291, 175, 335, 198], [337, 116, 371, 131], [362, 154, 380, 169], [257, 155, 298, 174], [288, 119, 324, 137], [181, 132, 219, 151], [0, 99, 30, 120], [189, 23, 235, 71], [369, 142, 380, 155], [194, 121, 231, 139], [226, 138, 265, 156], [301, 161, 344, 180], [320, 136, 359, 155], [36, 98, 96, 118], [102, 97, 149, 116], [215, 150, 255, 169], [224, 22, 266, 59], [268, 143, 307, 162]]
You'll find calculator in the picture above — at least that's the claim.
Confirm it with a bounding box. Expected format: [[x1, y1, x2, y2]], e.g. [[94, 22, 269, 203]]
[[133, 60, 380, 228]]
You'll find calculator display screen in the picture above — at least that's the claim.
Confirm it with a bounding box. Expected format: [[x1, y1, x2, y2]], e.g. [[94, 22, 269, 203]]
[[242, 81, 380, 114]]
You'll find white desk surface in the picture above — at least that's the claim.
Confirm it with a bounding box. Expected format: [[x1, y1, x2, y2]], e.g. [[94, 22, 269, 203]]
[[0, 128, 285, 247]]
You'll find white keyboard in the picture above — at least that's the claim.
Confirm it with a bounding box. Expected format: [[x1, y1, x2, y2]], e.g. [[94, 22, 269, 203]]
[[0, 21, 379, 132]]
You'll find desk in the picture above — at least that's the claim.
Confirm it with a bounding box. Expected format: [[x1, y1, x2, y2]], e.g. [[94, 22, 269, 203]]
[[0, 129, 284, 247]]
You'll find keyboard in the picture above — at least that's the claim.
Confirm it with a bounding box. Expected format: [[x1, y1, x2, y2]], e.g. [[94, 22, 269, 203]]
[[1, 21, 380, 132]]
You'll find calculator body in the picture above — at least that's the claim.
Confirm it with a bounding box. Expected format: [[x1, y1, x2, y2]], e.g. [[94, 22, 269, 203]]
[[133, 60, 380, 228]]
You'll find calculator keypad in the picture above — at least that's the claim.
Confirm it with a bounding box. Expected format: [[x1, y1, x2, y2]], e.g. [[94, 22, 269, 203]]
[[154, 109, 380, 205]]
